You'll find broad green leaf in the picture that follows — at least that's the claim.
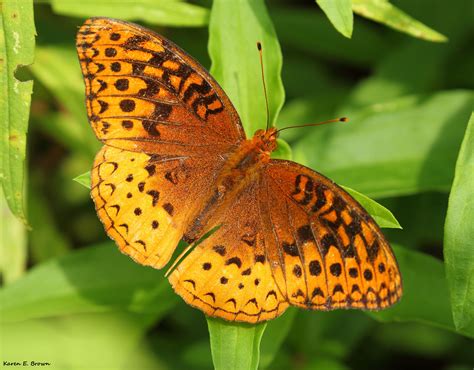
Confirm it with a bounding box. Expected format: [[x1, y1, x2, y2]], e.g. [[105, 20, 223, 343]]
[[207, 318, 267, 370], [294, 91, 473, 198], [209, 0, 285, 135], [0, 242, 178, 322], [342, 185, 401, 229], [444, 112, 474, 331], [352, 0, 447, 42], [0, 0, 35, 223], [0, 188, 27, 284], [259, 308, 298, 369], [316, 0, 353, 38], [50, 0, 209, 27], [73, 171, 91, 189], [370, 245, 474, 338]]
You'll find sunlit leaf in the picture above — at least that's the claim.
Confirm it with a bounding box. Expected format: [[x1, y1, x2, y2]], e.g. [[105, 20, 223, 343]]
[[352, 0, 447, 42]]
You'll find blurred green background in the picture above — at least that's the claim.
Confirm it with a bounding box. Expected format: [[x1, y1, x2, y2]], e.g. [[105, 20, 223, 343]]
[[1, 0, 473, 369]]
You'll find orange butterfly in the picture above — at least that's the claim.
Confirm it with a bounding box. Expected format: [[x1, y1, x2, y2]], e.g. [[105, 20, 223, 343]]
[[76, 18, 402, 323]]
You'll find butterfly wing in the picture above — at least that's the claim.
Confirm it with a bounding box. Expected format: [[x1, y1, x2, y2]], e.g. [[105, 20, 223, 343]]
[[169, 179, 289, 323], [170, 160, 401, 322], [262, 160, 402, 311], [76, 17, 245, 155], [78, 18, 245, 269]]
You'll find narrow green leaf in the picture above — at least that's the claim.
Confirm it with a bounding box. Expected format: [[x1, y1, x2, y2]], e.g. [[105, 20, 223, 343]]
[[342, 185, 401, 229], [352, 0, 447, 42], [316, 0, 353, 38], [0, 243, 178, 322], [0, 0, 35, 223], [73, 171, 91, 189], [207, 318, 267, 370], [209, 0, 285, 135], [444, 112, 474, 331], [50, 0, 209, 27], [294, 90, 473, 198], [370, 245, 474, 338], [0, 188, 27, 284]]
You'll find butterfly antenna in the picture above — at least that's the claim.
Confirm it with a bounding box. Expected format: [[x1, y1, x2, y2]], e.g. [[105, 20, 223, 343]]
[[276, 117, 349, 134], [257, 42, 270, 130]]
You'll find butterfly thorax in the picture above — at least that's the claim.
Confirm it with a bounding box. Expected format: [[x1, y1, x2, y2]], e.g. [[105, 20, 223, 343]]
[[183, 128, 278, 243]]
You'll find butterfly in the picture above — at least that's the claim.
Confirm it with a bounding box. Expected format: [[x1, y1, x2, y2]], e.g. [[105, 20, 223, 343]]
[[76, 17, 402, 323]]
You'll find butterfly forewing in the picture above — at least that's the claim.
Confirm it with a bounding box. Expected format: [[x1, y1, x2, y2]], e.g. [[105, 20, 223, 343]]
[[76, 17, 245, 155]]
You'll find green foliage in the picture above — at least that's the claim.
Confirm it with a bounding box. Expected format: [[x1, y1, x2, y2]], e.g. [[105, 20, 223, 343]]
[[444, 112, 474, 332], [0, 0, 35, 224], [209, 0, 285, 135], [1, 0, 473, 369], [207, 318, 267, 370], [316, 0, 353, 38]]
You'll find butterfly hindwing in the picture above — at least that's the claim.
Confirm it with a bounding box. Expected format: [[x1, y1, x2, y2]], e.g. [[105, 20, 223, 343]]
[[76, 17, 245, 156], [263, 160, 402, 310], [169, 180, 289, 323]]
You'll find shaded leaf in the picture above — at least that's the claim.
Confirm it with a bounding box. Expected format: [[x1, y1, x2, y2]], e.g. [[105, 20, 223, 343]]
[[370, 245, 474, 338], [272, 138, 292, 160], [294, 91, 473, 198], [316, 0, 353, 38], [260, 308, 298, 369], [352, 0, 447, 42], [0, 0, 35, 223], [444, 112, 474, 331], [0, 243, 178, 322], [207, 317, 267, 370]]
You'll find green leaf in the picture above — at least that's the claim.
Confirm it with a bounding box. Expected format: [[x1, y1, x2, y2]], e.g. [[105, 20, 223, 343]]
[[342, 185, 401, 229], [444, 112, 474, 331], [50, 0, 209, 27], [0, 243, 178, 322], [0, 0, 35, 224], [316, 0, 353, 38], [352, 0, 447, 42], [207, 317, 267, 370], [294, 90, 473, 198], [209, 0, 285, 135], [73, 171, 91, 189], [370, 245, 474, 338], [0, 188, 27, 284]]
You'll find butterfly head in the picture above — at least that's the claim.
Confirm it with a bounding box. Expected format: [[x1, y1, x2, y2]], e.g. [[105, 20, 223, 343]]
[[253, 127, 278, 154]]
